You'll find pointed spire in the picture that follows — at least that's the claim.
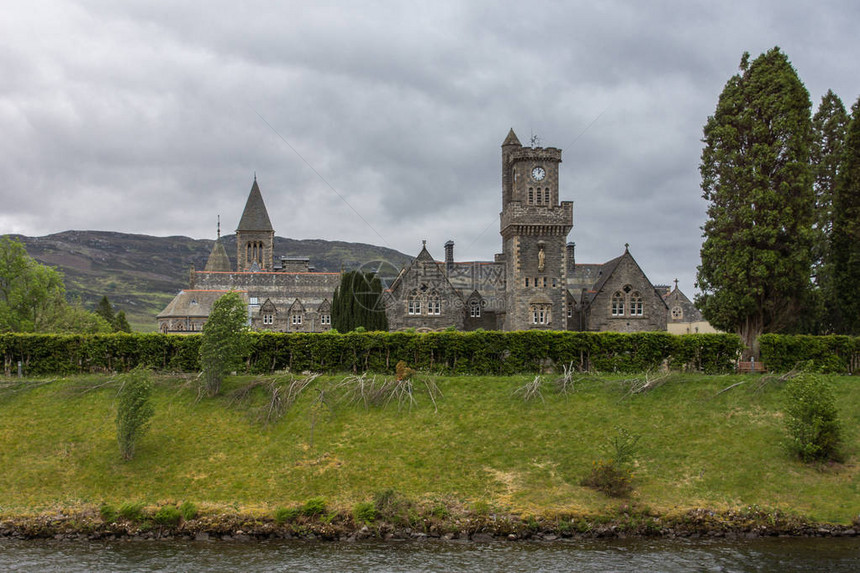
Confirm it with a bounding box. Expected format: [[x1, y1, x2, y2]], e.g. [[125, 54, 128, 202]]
[[237, 178, 274, 231], [217, 215, 221, 239], [502, 128, 521, 147]]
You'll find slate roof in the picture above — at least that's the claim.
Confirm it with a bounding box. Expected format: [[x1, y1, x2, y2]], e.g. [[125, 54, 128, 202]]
[[156, 290, 247, 319], [664, 287, 703, 322], [204, 239, 232, 272], [502, 128, 522, 147], [237, 179, 274, 231]]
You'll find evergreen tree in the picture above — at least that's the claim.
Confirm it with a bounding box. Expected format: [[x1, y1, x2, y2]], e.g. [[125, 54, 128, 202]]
[[696, 48, 814, 356], [331, 271, 388, 332], [829, 97, 860, 334], [809, 91, 849, 332], [199, 291, 250, 396], [114, 310, 132, 333], [95, 295, 116, 326]]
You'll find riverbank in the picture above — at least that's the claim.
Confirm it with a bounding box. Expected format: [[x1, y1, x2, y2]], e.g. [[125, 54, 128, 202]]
[[2, 505, 859, 541], [1, 372, 858, 532]]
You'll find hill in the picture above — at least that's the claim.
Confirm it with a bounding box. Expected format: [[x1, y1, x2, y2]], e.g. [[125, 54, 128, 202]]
[[15, 231, 413, 331]]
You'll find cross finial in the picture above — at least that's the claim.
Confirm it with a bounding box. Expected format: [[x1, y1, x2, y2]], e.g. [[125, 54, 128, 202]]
[[422, 239, 426, 247], [217, 215, 221, 239], [254, 171, 257, 182], [624, 242, 630, 251], [674, 278, 679, 289]]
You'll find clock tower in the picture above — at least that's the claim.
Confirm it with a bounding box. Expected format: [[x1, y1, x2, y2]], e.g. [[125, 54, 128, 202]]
[[500, 129, 573, 330]]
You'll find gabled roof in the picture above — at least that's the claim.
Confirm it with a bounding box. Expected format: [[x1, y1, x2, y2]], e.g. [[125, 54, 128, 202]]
[[415, 243, 435, 262], [204, 239, 232, 272], [157, 290, 247, 319], [237, 179, 274, 232], [570, 248, 667, 310], [502, 128, 522, 147]]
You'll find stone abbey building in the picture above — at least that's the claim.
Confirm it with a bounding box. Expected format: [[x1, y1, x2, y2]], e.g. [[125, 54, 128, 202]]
[[159, 130, 678, 334]]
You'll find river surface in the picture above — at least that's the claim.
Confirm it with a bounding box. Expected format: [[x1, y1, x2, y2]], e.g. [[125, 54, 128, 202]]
[[1, 537, 858, 572]]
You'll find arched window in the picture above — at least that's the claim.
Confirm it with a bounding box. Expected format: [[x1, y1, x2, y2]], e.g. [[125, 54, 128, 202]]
[[470, 301, 481, 318], [611, 292, 625, 316], [407, 290, 421, 315], [530, 303, 551, 325], [630, 292, 643, 316], [427, 291, 441, 315], [528, 188, 534, 204], [544, 188, 550, 204]]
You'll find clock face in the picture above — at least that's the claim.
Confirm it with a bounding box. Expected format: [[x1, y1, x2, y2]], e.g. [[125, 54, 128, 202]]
[[532, 166, 546, 181]]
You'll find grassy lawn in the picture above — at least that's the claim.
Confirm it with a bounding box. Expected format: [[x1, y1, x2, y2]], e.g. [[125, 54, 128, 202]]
[[0, 372, 857, 523]]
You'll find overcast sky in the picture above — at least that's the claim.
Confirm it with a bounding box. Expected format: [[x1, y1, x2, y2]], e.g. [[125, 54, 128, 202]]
[[2, 0, 858, 295]]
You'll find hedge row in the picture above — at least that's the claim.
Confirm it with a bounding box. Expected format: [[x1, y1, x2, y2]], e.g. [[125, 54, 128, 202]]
[[1, 331, 744, 376], [759, 334, 860, 374]]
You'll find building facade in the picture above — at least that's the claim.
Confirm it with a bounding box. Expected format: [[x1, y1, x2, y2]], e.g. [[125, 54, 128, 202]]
[[159, 131, 681, 334]]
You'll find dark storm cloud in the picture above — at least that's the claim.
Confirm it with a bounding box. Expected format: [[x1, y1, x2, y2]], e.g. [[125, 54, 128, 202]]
[[1, 0, 859, 296]]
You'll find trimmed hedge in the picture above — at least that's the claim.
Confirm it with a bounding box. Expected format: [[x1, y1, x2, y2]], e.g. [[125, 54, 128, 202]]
[[759, 334, 860, 374], [0, 331, 744, 376]]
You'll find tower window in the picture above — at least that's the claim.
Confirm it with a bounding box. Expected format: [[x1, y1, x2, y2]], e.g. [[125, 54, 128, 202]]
[[528, 188, 534, 204], [544, 189, 550, 204], [530, 303, 551, 325], [525, 277, 529, 287]]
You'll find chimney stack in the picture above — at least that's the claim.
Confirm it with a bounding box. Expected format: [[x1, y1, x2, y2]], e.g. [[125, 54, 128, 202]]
[[444, 240, 455, 273], [567, 241, 576, 271]]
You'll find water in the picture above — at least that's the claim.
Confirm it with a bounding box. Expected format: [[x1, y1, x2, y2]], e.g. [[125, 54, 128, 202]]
[[1, 537, 858, 572]]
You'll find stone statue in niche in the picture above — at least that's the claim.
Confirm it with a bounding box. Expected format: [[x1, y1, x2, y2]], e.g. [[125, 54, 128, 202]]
[[538, 244, 545, 272]]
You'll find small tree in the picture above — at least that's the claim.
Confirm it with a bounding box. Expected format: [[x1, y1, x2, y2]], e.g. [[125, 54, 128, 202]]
[[114, 309, 132, 333], [116, 368, 155, 460], [96, 295, 116, 325], [199, 291, 250, 396], [784, 372, 842, 463]]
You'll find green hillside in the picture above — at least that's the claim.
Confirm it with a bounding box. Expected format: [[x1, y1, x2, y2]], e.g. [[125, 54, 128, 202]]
[[15, 231, 412, 331], [1, 372, 857, 524]]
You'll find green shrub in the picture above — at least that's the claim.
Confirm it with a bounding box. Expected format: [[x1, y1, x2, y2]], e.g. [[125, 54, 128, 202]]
[[179, 501, 198, 521], [99, 503, 117, 523], [153, 505, 182, 527], [373, 488, 416, 525], [352, 501, 377, 524], [274, 507, 300, 524], [581, 460, 634, 498], [118, 501, 146, 522], [301, 496, 327, 517], [116, 367, 155, 460], [784, 372, 843, 463]]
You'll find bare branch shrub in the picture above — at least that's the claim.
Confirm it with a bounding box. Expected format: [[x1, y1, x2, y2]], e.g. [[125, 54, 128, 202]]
[[514, 375, 545, 403]]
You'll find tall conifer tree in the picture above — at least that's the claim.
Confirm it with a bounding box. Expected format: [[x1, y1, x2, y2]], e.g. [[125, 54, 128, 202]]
[[331, 271, 388, 332], [829, 97, 860, 334], [808, 91, 849, 332], [696, 48, 814, 355]]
